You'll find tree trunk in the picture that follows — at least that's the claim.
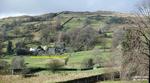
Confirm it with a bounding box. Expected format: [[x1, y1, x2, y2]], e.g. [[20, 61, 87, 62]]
[[12, 69, 14, 75]]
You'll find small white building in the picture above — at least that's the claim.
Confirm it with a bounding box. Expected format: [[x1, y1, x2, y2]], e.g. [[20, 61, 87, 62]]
[[29, 48, 36, 52], [42, 46, 47, 51]]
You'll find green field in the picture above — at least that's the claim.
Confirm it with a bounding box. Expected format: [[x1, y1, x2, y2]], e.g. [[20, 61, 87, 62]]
[[0, 50, 111, 83], [1, 49, 111, 69]]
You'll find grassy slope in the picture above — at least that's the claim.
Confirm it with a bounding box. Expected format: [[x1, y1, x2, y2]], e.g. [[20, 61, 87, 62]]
[[0, 12, 114, 46], [68, 50, 111, 68]]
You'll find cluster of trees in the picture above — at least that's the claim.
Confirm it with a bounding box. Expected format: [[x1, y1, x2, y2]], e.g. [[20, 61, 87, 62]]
[[39, 16, 63, 45], [107, 17, 128, 24], [40, 23, 58, 44], [57, 27, 98, 51], [87, 15, 105, 21], [1, 40, 32, 55], [39, 21, 99, 51]]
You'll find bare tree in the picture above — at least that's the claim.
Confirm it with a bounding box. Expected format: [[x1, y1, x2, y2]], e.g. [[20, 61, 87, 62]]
[[40, 27, 50, 44], [112, 28, 125, 49], [75, 27, 98, 51], [121, 0, 150, 80], [55, 16, 62, 30], [11, 56, 25, 75], [66, 27, 98, 51]]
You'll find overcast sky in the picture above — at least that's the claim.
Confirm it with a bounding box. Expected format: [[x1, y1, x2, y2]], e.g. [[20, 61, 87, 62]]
[[0, 0, 140, 18]]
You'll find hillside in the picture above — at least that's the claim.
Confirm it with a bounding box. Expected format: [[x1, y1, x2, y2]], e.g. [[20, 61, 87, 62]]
[[0, 11, 133, 47]]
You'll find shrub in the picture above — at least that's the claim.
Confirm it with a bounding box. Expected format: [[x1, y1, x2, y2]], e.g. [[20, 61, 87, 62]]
[[64, 57, 69, 65], [11, 56, 25, 69], [93, 56, 103, 67], [81, 58, 94, 69], [16, 48, 32, 55], [22, 68, 31, 75], [46, 59, 65, 72], [11, 56, 26, 74], [0, 60, 10, 74]]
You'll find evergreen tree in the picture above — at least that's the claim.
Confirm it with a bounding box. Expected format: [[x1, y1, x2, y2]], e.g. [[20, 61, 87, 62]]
[[7, 41, 13, 54]]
